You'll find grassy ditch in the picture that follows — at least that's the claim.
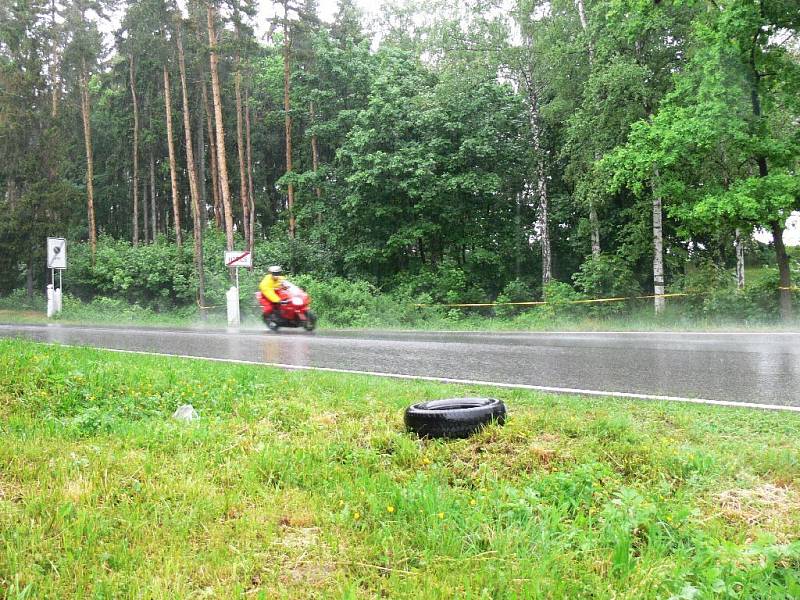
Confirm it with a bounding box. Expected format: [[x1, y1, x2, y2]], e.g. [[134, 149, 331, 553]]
[[1, 339, 799, 598]]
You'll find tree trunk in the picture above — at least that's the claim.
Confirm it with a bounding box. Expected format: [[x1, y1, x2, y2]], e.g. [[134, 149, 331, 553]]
[[735, 228, 745, 290], [233, 19, 251, 251], [527, 84, 551, 286], [528, 95, 553, 286], [143, 177, 149, 243], [130, 55, 140, 246], [651, 170, 665, 315], [163, 65, 182, 247], [589, 205, 600, 257], [539, 177, 551, 285], [575, 0, 594, 61], [7, 179, 17, 211], [201, 81, 222, 229], [772, 221, 793, 320], [26, 249, 34, 301], [575, 0, 601, 256], [176, 22, 206, 318], [747, 29, 791, 319], [310, 100, 323, 228], [235, 70, 251, 250], [245, 90, 256, 256], [207, 4, 235, 251], [149, 150, 157, 237], [515, 191, 523, 279], [283, 3, 295, 238], [310, 101, 322, 200], [80, 57, 97, 259], [50, 0, 59, 119], [197, 100, 208, 230]]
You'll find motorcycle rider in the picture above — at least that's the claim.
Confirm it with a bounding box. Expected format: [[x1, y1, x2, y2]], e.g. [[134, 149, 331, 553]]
[[259, 265, 286, 322]]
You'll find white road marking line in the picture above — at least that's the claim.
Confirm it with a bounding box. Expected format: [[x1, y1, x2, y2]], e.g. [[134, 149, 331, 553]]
[[36, 341, 800, 413]]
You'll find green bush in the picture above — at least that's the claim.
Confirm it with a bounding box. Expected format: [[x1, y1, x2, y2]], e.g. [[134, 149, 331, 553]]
[[676, 260, 732, 292], [392, 259, 486, 305], [573, 255, 640, 316], [540, 280, 586, 320], [291, 275, 380, 327], [573, 254, 641, 299], [495, 278, 536, 318], [69, 237, 196, 310], [700, 288, 758, 321], [0, 288, 46, 311], [256, 227, 338, 277], [699, 268, 786, 322], [671, 260, 732, 316]]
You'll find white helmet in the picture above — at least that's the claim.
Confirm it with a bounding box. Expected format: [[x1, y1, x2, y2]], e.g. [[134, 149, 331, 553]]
[[268, 265, 283, 277]]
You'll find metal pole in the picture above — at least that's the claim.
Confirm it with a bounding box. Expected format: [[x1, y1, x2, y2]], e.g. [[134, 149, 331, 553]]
[[59, 269, 62, 291]]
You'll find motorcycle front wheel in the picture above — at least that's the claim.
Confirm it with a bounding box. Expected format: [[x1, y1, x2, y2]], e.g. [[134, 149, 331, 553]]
[[303, 310, 317, 332]]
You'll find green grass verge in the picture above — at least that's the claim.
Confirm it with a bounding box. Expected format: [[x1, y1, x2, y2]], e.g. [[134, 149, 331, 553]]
[[1, 339, 800, 598]]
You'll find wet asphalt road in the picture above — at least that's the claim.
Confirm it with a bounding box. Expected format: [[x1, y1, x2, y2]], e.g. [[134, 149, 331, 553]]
[[2, 323, 800, 407]]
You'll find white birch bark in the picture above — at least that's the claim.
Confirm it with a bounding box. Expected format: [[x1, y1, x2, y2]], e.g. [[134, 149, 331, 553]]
[[525, 75, 551, 286], [735, 228, 745, 290], [652, 169, 665, 314]]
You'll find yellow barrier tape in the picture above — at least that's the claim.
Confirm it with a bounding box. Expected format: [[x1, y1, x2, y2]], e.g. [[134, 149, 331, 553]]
[[414, 292, 695, 309]]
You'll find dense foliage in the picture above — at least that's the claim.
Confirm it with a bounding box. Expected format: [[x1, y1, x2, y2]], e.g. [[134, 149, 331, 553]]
[[1, 0, 798, 318]]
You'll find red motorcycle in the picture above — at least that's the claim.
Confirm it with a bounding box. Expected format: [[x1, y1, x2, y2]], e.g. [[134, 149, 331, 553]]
[[256, 281, 317, 332]]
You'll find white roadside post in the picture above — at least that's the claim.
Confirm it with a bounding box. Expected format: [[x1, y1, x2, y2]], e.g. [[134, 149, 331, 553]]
[[46, 237, 66, 318], [224, 251, 252, 328]]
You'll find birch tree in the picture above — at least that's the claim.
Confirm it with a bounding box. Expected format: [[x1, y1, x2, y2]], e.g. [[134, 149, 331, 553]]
[[510, 2, 553, 287]]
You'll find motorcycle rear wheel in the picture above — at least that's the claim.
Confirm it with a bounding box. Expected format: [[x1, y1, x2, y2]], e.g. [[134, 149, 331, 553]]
[[263, 313, 279, 331]]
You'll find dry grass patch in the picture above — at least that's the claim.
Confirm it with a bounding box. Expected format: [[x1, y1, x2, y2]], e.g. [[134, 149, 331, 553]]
[[713, 482, 800, 538]]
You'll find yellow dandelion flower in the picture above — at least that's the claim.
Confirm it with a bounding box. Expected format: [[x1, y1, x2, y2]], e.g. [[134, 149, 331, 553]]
[[339, 500, 345, 507], [386, 505, 395, 513], [469, 499, 477, 507], [353, 512, 361, 520], [438, 512, 445, 520]]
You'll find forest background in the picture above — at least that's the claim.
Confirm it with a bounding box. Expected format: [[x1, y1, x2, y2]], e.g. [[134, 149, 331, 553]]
[[1, 0, 799, 327]]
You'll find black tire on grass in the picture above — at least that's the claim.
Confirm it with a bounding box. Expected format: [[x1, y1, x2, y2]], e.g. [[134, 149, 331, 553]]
[[404, 397, 506, 439]]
